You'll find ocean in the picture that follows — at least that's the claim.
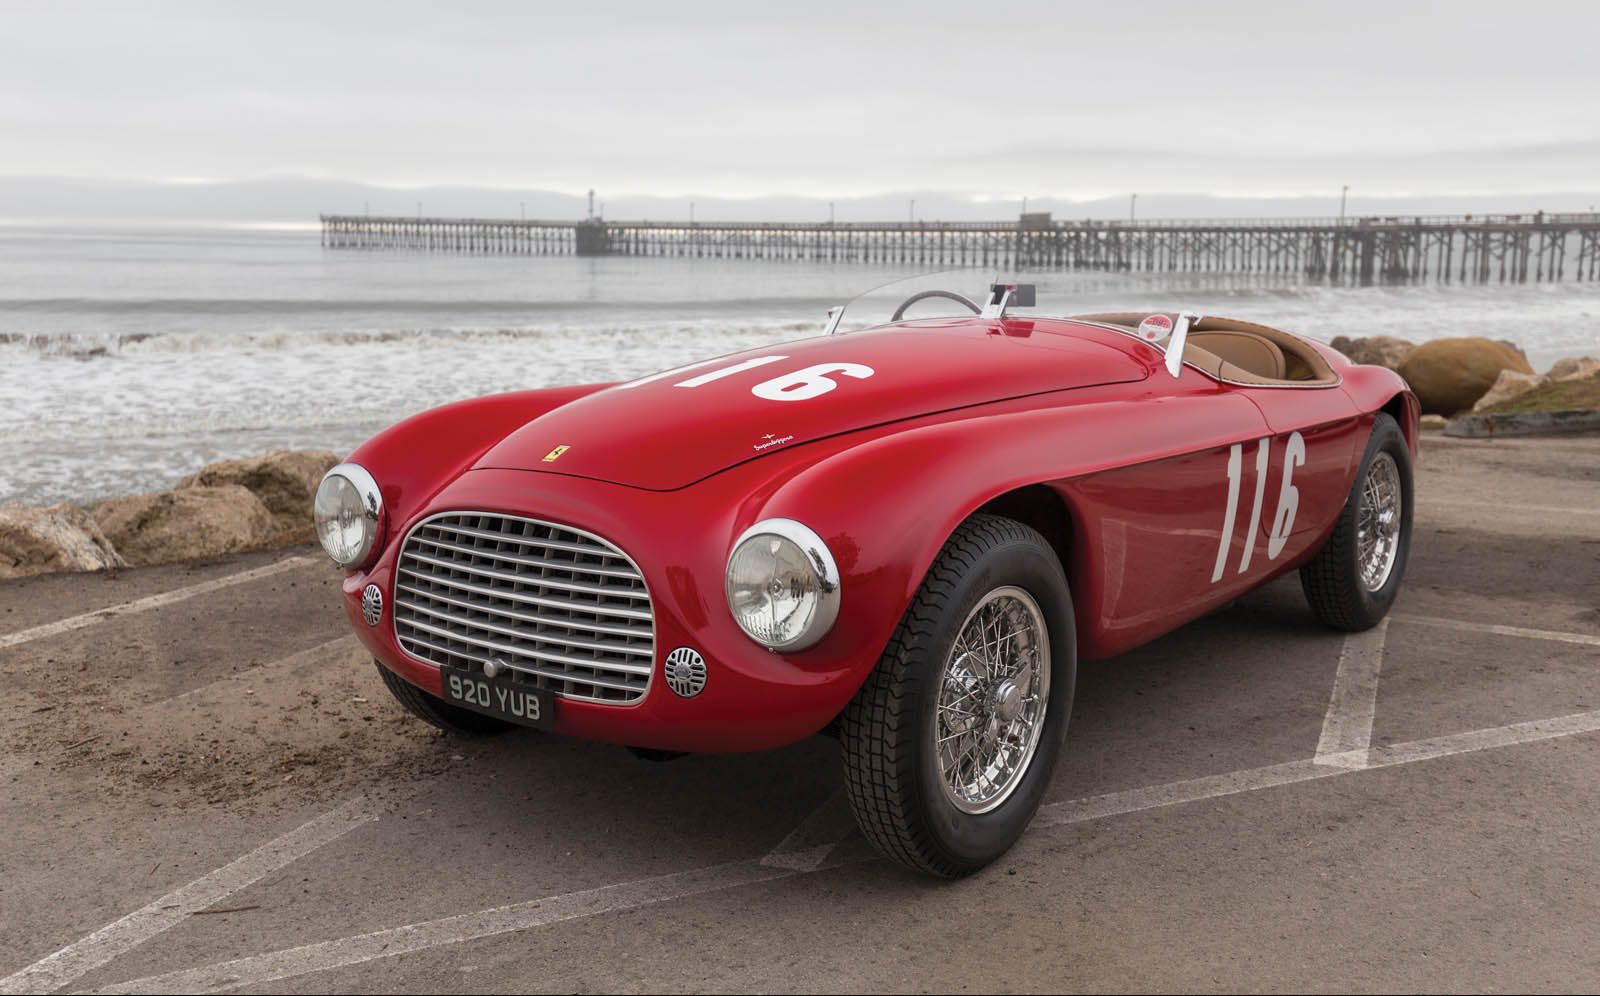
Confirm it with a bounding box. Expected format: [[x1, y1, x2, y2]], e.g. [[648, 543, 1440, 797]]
[[3, 224, 1597, 506]]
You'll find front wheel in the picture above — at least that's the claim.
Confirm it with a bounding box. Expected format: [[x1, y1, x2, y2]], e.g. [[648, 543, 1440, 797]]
[[1300, 412, 1414, 631], [839, 514, 1076, 877]]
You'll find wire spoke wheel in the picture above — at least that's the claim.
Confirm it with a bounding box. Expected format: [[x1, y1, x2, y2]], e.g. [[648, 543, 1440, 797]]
[[935, 586, 1051, 814], [1356, 450, 1402, 592]]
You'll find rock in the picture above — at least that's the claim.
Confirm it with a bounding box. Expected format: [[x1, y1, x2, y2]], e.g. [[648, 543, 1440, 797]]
[[93, 485, 276, 567], [1397, 337, 1535, 416], [177, 450, 339, 531], [0, 504, 126, 579], [1547, 356, 1600, 382], [1329, 335, 1415, 371], [1471, 370, 1549, 413], [1497, 339, 1529, 364], [1419, 414, 1448, 431]]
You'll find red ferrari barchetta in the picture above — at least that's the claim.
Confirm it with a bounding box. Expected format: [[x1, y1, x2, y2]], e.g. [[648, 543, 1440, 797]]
[[314, 278, 1417, 877]]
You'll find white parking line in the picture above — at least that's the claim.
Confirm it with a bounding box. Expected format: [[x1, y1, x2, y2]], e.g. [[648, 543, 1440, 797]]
[[82, 861, 796, 996], [0, 555, 322, 652], [83, 707, 1600, 995], [1036, 708, 1600, 829], [1423, 497, 1600, 516], [1390, 613, 1600, 649], [760, 789, 857, 872], [1314, 620, 1390, 768], [0, 800, 374, 996]]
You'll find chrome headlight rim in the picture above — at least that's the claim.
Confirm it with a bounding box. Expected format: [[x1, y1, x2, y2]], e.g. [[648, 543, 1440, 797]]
[[724, 516, 841, 652], [315, 461, 385, 570]]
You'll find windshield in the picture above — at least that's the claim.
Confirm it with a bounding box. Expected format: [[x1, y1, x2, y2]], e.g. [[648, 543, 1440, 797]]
[[826, 270, 1091, 334]]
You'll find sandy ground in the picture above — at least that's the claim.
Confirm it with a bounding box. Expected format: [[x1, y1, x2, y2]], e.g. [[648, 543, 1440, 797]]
[[1, 432, 1597, 994]]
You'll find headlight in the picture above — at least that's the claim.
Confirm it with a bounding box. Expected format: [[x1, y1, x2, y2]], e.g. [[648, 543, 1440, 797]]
[[725, 517, 840, 651], [314, 463, 384, 569]]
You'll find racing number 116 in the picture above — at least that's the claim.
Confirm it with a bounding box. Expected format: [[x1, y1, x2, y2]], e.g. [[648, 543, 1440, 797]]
[[1212, 432, 1306, 583]]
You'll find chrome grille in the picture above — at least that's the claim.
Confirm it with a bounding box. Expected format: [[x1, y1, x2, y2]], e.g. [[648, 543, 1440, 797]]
[[393, 512, 654, 704]]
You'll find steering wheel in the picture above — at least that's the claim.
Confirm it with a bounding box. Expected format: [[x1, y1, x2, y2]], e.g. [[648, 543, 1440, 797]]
[[891, 290, 981, 322]]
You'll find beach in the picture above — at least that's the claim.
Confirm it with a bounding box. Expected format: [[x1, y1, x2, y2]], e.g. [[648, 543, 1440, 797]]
[[4, 223, 1600, 506]]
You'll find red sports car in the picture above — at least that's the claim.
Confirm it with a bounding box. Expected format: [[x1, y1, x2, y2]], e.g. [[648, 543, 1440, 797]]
[[315, 278, 1417, 877]]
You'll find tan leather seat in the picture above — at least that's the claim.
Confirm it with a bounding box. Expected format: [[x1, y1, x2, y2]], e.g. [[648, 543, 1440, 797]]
[[1188, 330, 1285, 380], [1068, 312, 1339, 387]]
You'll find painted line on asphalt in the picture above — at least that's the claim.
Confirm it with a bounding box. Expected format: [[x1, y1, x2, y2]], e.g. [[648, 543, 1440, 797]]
[[153, 636, 361, 708], [759, 789, 858, 872], [85, 707, 1600, 995], [1036, 707, 1600, 829], [82, 861, 797, 996], [0, 555, 323, 652], [1423, 497, 1600, 517], [1314, 619, 1389, 768], [1389, 613, 1600, 649], [0, 799, 375, 996]]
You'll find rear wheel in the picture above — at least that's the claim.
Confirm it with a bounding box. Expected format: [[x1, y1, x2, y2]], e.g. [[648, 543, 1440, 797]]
[[374, 661, 514, 736], [1300, 413, 1413, 631], [839, 514, 1075, 878]]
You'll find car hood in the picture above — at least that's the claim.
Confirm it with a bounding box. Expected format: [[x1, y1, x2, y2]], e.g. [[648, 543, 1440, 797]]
[[474, 323, 1146, 490]]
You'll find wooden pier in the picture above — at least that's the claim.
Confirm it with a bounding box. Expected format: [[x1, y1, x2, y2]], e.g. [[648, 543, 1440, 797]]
[[321, 212, 1600, 284]]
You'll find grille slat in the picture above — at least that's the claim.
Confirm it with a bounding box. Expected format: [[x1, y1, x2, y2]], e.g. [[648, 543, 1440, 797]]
[[404, 549, 650, 602], [393, 512, 655, 704], [423, 521, 633, 562], [396, 599, 654, 664], [394, 582, 650, 642], [397, 567, 652, 622], [407, 534, 644, 580], [398, 633, 645, 694]]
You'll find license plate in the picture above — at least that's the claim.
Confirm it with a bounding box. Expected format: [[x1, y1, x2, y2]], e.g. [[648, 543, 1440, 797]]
[[439, 664, 554, 730]]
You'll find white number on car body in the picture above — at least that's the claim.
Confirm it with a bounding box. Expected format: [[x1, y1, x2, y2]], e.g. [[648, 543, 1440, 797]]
[[1211, 431, 1306, 582], [617, 356, 877, 401], [750, 362, 876, 401]]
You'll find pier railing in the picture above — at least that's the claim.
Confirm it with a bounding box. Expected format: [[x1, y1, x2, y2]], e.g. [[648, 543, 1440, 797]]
[[320, 212, 1600, 284]]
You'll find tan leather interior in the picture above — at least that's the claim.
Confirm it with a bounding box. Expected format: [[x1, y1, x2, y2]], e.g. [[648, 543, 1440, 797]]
[[1068, 312, 1339, 387]]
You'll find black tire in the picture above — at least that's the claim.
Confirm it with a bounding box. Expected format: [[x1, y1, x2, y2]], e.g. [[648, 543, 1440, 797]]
[[374, 661, 514, 736], [839, 514, 1076, 878], [1300, 412, 1413, 631]]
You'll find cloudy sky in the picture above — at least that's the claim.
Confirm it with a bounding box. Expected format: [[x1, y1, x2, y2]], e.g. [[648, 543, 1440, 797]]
[[3, 0, 1597, 211]]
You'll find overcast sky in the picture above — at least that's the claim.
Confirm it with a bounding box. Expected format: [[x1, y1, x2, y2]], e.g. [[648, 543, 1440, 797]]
[[3, 0, 1597, 204]]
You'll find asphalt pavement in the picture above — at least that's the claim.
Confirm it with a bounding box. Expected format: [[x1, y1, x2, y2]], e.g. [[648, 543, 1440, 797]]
[[1, 432, 1597, 994]]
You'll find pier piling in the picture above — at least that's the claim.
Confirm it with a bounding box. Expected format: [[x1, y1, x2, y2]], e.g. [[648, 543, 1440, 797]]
[[319, 212, 1600, 284]]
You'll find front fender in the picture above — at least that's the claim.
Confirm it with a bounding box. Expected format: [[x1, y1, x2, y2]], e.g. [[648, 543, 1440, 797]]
[[347, 384, 610, 530], [746, 382, 1264, 692]]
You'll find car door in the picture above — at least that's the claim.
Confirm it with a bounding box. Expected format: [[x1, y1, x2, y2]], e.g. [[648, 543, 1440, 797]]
[[1061, 368, 1276, 660], [1234, 386, 1366, 574]]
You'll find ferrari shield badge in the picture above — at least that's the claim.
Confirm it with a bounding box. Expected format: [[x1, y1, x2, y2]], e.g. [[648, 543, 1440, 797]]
[[542, 445, 570, 462], [1137, 314, 1173, 342]]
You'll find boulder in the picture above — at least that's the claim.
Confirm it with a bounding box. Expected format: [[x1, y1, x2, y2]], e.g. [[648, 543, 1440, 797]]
[[1471, 370, 1549, 413], [1547, 356, 1600, 383], [93, 485, 276, 567], [0, 503, 126, 579], [1329, 335, 1415, 371], [1397, 337, 1535, 416], [177, 450, 339, 531]]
